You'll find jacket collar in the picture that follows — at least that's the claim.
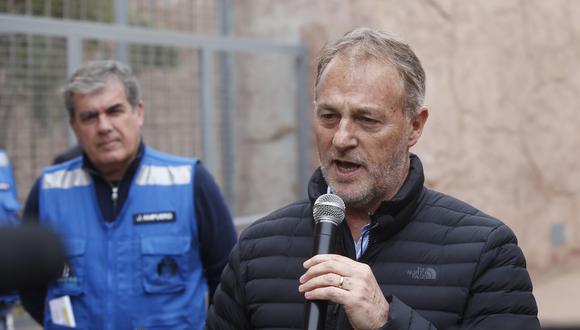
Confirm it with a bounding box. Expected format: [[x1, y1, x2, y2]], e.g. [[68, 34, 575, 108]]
[[82, 141, 145, 182], [307, 154, 425, 241]]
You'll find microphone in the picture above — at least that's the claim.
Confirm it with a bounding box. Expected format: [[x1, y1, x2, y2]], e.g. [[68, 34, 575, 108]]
[[304, 194, 345, 330], [0, 226, 65, 291]]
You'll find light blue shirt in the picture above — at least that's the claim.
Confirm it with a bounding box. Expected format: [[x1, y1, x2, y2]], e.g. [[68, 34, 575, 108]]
[[355, 223, 372, 259], [326, 187, 372, 260]]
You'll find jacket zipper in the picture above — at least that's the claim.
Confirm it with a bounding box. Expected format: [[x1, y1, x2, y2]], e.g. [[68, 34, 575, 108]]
[[110, 185, 119, 219]]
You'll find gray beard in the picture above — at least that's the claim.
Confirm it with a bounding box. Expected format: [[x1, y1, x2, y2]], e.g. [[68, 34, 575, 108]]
[[320, 147, 409, 210]]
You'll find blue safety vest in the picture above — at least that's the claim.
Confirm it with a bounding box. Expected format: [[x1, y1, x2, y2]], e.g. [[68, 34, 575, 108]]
[[39, 147, 208, 330], [0, 150, 20, 225], [0, 149, 21, 309]]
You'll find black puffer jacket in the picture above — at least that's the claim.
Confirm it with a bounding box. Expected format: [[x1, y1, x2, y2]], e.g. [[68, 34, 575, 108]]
[[207, 155, 539, 329]]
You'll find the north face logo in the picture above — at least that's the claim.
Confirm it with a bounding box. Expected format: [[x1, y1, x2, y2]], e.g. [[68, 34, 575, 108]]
[[407, 266, 437, 280]]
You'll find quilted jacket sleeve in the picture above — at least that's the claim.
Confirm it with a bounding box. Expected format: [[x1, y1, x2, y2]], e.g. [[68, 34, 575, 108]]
[[460, 224, 540, 329], [205, 242, 251, 330], [382, 296, 437, 330]]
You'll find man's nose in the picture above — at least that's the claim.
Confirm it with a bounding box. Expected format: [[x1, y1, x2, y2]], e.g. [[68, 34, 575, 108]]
[[332, 120, 357, 151], [97, 114, 113, 132]]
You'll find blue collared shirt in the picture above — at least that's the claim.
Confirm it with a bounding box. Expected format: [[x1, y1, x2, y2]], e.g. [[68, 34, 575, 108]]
[[326, 187, 371, 260], [355, 223, 372, 259]]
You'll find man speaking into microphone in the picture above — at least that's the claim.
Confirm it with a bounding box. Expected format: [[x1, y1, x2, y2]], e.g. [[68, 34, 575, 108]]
[[207, 27, 539, 329]]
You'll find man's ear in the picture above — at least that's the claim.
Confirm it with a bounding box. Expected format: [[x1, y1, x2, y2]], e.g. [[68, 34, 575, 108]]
[[408, 106, 428, 147], [135, 100, 145, 127], [69, 114, 79, 136]]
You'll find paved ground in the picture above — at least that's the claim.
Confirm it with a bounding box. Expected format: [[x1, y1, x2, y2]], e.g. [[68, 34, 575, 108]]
[[9, 308, 39, 330], [8, 263, 580, 329], [533, 260, 580, 329]]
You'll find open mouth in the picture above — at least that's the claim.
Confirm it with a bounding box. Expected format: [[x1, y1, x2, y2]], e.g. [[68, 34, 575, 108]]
[[335, 160, 362, 173]]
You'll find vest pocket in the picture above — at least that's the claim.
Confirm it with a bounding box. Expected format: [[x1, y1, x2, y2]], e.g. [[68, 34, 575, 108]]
[[46, 239, 87, 329], [46, 322, 87, 330], [132, 311, 197, 330], [0, 193, 19, 224], [141, 236, 191, 294], [51, 239, 86, 296]]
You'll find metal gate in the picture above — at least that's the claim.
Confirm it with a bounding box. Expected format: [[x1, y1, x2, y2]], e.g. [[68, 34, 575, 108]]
[[0, 2, 310, 218]]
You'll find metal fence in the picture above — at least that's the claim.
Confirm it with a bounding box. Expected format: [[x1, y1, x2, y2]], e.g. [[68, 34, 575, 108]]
[[0, 1, 310, 217]]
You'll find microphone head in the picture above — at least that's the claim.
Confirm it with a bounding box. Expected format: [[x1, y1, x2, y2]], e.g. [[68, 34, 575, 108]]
[[313, 194, 345, 226]]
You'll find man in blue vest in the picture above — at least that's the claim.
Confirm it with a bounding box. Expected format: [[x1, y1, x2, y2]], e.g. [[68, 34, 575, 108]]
[[0, 150, 20, 225], [20, 60, 237, 329], [0, 149, 21, 330]]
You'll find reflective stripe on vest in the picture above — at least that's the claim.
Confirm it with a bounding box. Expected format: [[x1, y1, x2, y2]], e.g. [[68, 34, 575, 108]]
[[42, 168, 91, 189], [0, 152, 8, 167], [136, 165, 192, 186]]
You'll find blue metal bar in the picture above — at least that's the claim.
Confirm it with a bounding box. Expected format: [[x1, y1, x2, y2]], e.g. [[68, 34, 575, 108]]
[[0, 13, 306, 56], [114, 0, 129, 63], [66, 35, 82, 145], [199, 48, 216, 174], [219, 0, 236, 207], [296, 49, 311, 196]]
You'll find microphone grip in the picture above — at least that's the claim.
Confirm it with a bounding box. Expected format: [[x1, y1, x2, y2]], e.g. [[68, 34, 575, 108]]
[[311, 221, 337, 255], [304, 301, 326, 330], [304, 221, 339, 330]]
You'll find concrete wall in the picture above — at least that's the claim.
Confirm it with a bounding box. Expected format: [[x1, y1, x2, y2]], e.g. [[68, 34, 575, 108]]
[[233, 0, 580, 274]]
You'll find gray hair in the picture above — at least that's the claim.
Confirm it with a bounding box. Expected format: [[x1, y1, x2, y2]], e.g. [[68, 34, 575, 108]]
[[315, 27, 426, 117], [64, 60, 140, 118]]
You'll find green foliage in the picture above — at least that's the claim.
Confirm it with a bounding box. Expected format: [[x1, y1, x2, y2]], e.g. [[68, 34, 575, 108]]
[[130, 44, 179, 70], [0, 0, 180, 141], [0, 34, 67, 138], [0, 0, 114, 22]]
